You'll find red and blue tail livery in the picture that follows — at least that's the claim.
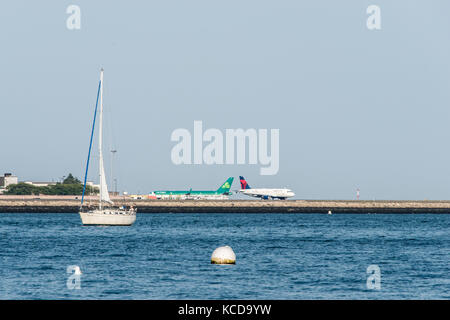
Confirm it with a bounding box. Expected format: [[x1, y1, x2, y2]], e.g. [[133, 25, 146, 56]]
[[239, 176, 251, 190]]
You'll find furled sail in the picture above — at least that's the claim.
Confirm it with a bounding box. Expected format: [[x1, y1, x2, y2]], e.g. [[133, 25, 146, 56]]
[[98, 68, 113, 206], [99, 156, 112, 204]]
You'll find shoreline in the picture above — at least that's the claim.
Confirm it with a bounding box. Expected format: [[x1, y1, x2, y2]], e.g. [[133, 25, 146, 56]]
[[1, 198, 450, 213]]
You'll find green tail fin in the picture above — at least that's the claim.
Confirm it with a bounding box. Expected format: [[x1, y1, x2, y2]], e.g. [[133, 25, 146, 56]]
[[216, 177, 234, 193]]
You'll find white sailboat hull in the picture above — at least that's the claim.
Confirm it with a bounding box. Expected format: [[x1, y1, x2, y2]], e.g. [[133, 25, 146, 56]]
[[79, 210, 136, 226]]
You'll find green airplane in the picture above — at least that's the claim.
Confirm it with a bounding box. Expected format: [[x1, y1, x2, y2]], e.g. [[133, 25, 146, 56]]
[[153, 177, 234, 200]]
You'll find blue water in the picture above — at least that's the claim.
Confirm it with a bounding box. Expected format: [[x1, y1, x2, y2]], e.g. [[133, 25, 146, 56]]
[[0, 213, 449, 299]]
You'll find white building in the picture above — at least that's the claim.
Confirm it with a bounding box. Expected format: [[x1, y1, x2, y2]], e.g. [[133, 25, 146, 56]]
[[86, 181, 100, 190], [0, 173, 18, 188], [0, 173, 18, 194], [23, 181, 57, 187]]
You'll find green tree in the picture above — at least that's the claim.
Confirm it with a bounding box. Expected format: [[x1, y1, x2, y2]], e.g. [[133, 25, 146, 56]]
[[4, 173, 99, 195], [4, 183, 40, 195], [63, 173, 81, 185]]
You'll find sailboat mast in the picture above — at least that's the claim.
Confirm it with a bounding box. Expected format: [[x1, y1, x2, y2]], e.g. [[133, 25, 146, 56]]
[[99, 68, 104, 211], [80, 80, 101, 208]]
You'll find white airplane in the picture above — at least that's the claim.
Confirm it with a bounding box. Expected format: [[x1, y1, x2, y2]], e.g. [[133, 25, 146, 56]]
[[238, 176, 295, 200]]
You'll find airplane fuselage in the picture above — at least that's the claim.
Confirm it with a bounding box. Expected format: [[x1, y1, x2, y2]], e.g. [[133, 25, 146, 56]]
[[153, 177, 234, 200], [153, 190, 230, 200], [239, 188, 295, 200]]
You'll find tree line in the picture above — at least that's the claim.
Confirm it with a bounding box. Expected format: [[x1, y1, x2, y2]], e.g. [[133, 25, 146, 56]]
[[3, 174, 99, 195]]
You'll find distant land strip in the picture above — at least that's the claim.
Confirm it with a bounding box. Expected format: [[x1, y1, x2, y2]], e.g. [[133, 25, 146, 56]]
[[1, 198, 450, 213]]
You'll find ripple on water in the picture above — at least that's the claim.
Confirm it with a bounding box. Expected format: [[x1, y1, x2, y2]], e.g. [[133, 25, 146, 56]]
[[0, 213, 448, 299]]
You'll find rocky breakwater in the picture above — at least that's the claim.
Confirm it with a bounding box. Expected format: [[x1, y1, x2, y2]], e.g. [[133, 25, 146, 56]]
[[1, 198, 450, 213]]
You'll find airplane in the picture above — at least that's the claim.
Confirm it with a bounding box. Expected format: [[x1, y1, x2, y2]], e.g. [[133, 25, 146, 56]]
[[152, 177, 234, 200], [238, 176, 295, 200]]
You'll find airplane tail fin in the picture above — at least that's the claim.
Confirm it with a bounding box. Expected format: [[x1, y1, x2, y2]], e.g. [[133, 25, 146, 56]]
[[239, 176, 251, 189], [217, 177, 234, 193]]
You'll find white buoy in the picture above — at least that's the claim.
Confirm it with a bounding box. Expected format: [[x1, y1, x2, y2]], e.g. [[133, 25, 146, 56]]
[[328, 210, 332, 215], [211, 246, 236, 264]]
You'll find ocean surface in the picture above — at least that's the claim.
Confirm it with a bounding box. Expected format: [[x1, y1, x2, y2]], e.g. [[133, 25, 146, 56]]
[[0, 213, 449, 299]]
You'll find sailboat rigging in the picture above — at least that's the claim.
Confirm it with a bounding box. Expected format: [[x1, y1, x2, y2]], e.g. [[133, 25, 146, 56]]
[[79, 68, 136, 226]]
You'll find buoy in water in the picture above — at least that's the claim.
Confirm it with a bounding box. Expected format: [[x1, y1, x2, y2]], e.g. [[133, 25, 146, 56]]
[[211, 246, 236, 264], [328, 210, 332, 215]]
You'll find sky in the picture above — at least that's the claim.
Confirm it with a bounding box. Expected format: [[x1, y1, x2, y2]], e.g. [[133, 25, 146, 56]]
[[1, 1, 450, 200]]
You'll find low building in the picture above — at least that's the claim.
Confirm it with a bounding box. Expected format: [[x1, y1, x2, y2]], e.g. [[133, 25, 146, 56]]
[[23, 181, 57, 187], [86, 181, 100, 190]]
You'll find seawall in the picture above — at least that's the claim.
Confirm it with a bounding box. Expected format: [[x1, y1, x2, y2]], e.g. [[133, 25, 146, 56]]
[[1, 199, 450, 213]]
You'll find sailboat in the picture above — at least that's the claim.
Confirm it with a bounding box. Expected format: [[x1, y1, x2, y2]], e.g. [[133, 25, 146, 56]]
[[79, 68, 136, 226]]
